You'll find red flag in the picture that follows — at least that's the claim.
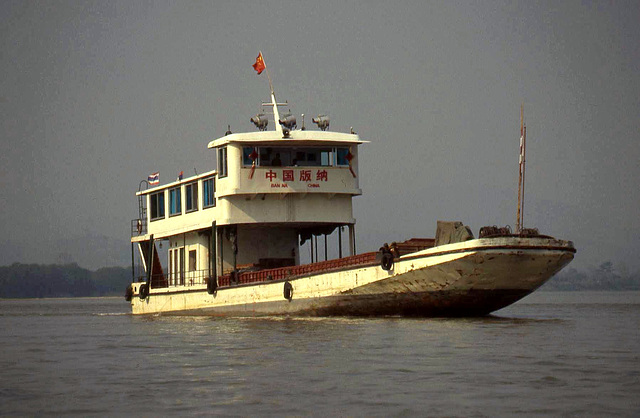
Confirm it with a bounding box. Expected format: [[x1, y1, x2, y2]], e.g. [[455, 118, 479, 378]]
[[252, 53, 265, 74]]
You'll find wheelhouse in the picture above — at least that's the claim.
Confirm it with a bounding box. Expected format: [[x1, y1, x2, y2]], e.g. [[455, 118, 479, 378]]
[[130, 95, 367, 291]]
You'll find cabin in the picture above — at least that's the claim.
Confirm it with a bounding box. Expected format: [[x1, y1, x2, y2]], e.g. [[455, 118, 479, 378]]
[[130, 98, 366, 289]]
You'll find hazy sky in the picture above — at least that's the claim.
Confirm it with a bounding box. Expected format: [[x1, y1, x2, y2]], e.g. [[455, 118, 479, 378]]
[[1, 0, 638, 271]]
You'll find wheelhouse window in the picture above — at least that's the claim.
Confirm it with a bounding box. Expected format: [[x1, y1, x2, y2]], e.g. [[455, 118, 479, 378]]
[[243, 147, 258, 166], [185, 182, 198, 212], [336, 148, 350, 166], [150, 191, 165, 221], [320, 150, 333, 166], [218, 147, 228, 178], [203, 177, 215, 208], [169, 187, 181, 216], [242, 146, 342, 167]]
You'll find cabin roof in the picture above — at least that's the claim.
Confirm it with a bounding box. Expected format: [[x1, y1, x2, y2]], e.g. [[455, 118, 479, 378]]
[[136, 169, 217, 196], [208, 130, 367, 149]]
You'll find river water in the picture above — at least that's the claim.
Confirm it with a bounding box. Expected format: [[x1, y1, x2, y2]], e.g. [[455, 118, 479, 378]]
[[1, 292, 639, 416]]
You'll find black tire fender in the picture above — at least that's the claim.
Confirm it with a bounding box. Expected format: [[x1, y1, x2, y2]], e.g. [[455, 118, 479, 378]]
[[207, 277, 218, 295], [381, 252, 394, 271], [139, 283, 149, 300], [125, 285, 133, 302], [283, 281, 293, 301]]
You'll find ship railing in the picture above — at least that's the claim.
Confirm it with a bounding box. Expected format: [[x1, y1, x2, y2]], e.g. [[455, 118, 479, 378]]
[[133, 252, 381, 290], [131, 218, 148, 237], [218, 251, 379, 287], [133, 272, 168, 289], [165, 269, 210, 287], [133, 270, 210, 288]]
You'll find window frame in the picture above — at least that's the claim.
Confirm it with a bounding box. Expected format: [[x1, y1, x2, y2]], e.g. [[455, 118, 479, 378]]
[[185, 182, 198, 213], [218, 147, 228, 178], [168, 187, 182, 217], [336, 147, 350, 167], [202, 176, 216, 208], [150, 191, 165, 221]]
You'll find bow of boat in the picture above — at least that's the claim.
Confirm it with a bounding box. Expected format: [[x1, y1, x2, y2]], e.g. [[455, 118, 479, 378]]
[[331, 236, 576, 316]]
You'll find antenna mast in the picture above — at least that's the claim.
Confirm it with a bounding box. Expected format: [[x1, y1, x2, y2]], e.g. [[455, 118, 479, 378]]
[[516, 105, 527, 233], [255, 51, 287, 136]]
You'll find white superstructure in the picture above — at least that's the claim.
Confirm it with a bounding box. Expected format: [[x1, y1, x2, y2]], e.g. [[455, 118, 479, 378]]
[[130, 88, 367, 297]]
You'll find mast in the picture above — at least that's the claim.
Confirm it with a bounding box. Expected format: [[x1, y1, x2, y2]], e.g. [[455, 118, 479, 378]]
[[521, 124, 527, 231], [516, 105, 526, 233], [267, 91, 284, 137], [256, 51, 287, 136]]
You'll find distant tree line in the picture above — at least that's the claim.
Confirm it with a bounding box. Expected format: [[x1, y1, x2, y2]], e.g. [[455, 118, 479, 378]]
[[542, 261, 640, 291], [0, 263, 131, 298], [1, 261, 638, 298]]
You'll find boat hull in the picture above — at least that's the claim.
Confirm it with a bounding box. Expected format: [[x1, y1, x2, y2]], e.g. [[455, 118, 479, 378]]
[[128, 237, 575, 317]]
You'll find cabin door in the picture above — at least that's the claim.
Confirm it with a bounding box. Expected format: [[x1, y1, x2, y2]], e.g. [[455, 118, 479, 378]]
[[169, 250, 178, 286], [179, 247, 185, 286], [170, 249, 177, 286], [169, 248, 185, 286], [169, 250, 174, 286]]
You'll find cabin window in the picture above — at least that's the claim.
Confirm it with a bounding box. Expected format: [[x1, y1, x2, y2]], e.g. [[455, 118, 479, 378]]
[[203, 177, 216, 208], [185, 182, 198, 212], [243, 147, 259, 166], [169, 187, 181, 216], [258, 148, 288, 166], [189, 250, 197, 271], [150, 191, 165, 221], [218, 147, 228, 178], [336, 148, 350, 166], [241, 147, 342, 167], [320, 150, 332, 166]]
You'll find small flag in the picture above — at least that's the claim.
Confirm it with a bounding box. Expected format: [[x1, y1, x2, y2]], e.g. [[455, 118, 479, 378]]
[[252, 52, 265, 75], [178, 171, 184, 181], [148, 172, 159, 185]]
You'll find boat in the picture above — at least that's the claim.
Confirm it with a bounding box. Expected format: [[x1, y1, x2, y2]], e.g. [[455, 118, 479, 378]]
[[125, 57, 575, 316]]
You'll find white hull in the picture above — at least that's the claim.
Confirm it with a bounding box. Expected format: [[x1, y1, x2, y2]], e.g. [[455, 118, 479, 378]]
[[128, 236, 575, 317]]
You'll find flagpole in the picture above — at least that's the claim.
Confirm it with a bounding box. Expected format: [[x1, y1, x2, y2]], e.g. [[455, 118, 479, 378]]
[[260, 51, 275, 95], [256, 51, 282, 135]]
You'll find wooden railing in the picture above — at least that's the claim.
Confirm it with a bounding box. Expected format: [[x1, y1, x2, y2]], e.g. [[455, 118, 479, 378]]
[[135, 251, 382, 290], [218, 252, 379, 287]]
